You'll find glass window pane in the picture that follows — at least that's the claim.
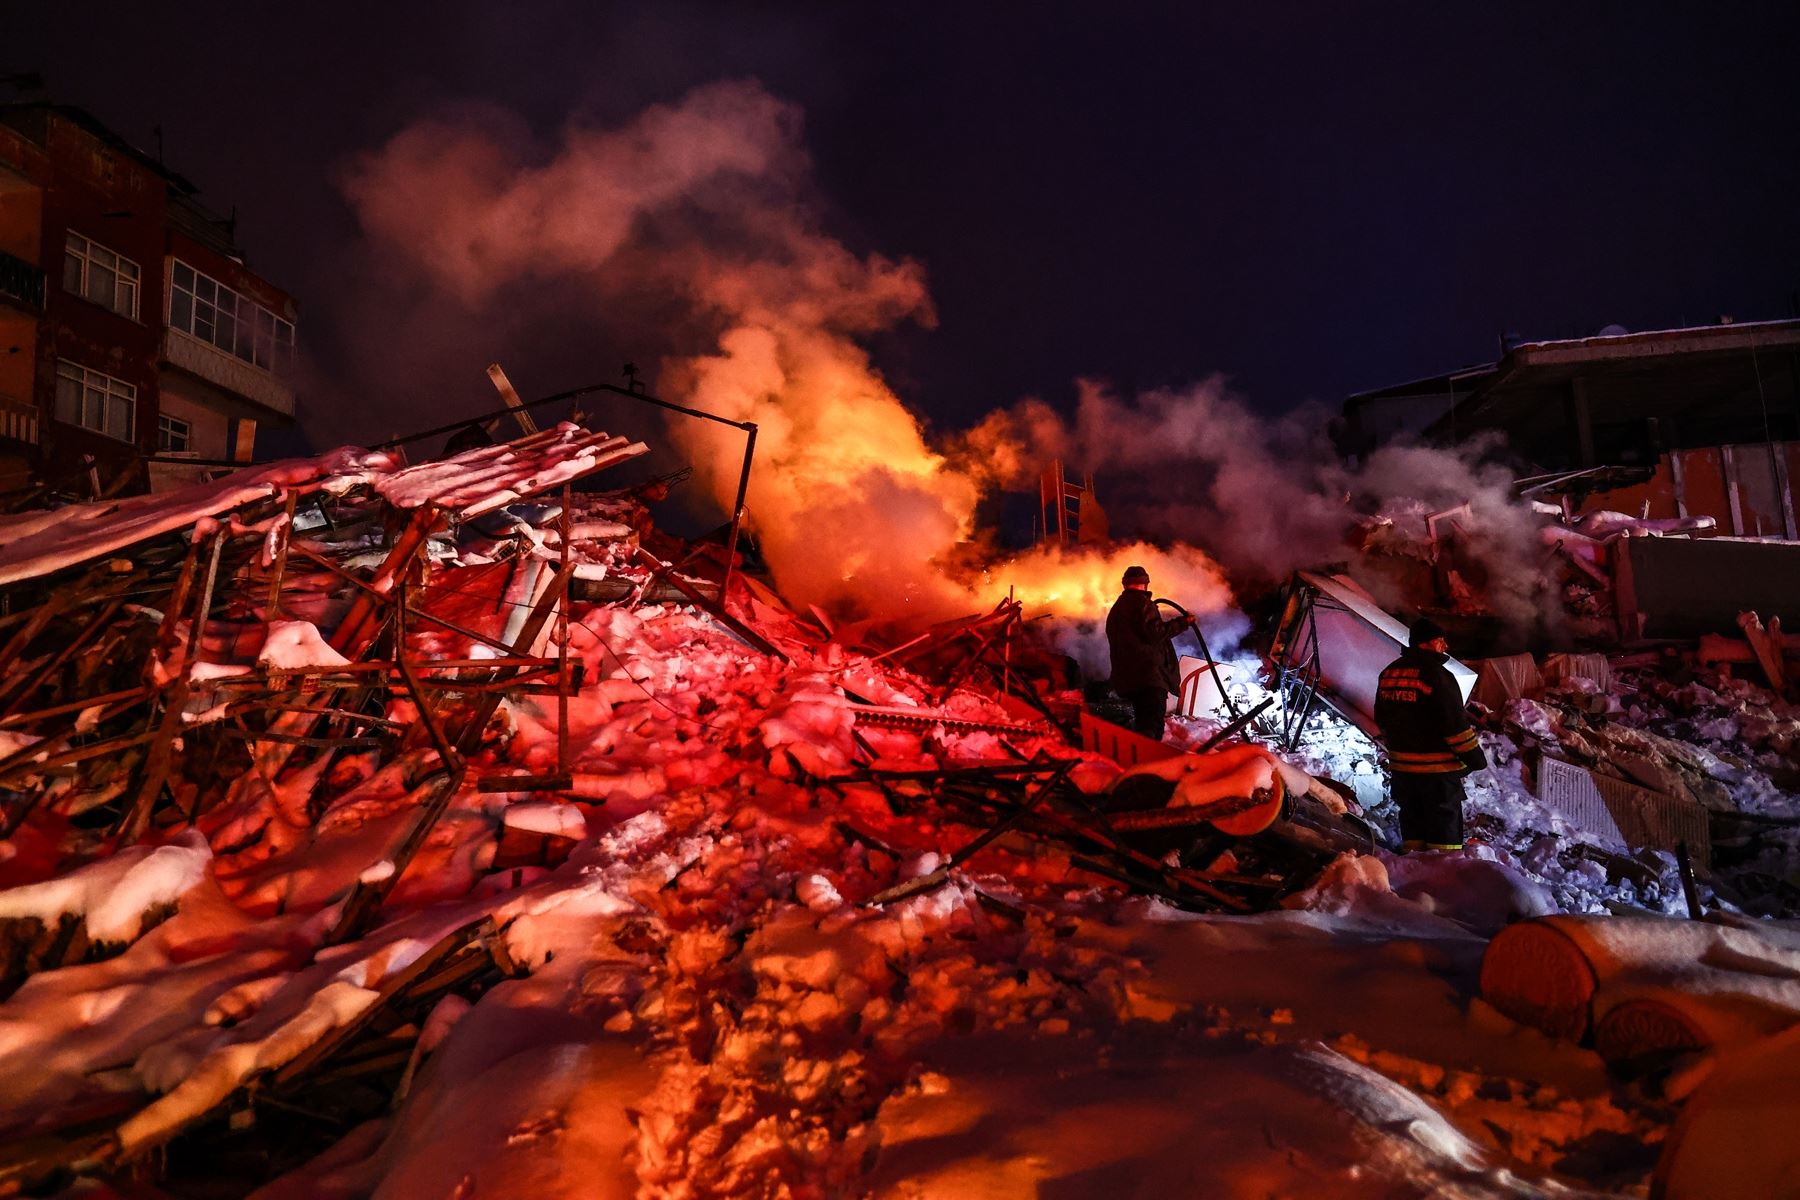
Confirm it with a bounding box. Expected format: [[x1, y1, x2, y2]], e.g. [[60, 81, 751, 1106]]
[[62, 252, 82, 294], [55, 372, 80, 424], [92, 245, 116, 271], [86, 262, 115, 306], [84, 385, 105, 430], [119, 258, 139, 281], [170, 289, 191, 331], [194, 304, 214, 341], [174, 261, 194, 291], [109, 396, 132, 441], [117, 278, 137, 319], [195, 276, 215, 304]]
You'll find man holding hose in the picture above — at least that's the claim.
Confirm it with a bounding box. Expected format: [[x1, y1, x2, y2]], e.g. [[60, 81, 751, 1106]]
[[1105, 565, 1195, 739]]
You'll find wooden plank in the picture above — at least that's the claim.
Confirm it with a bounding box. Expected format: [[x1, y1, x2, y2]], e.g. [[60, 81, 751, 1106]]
[[118, 533, 223, 844], [275, 917, 497, 1086], [1738, 611, 1788, 693], [0, 575, 90, 677], [326, 634, 469, 944], [0, 598, 128, 719], [264, 488, 300, 618], [293, 543, 527, 661], [215, 728, 392, 750], [486, 363, 539, 436], [328, 508, 437, 657]]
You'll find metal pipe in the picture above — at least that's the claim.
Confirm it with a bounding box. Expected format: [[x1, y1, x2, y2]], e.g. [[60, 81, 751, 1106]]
[[377, 380, 756, 449], [721, 421, 758, 599]]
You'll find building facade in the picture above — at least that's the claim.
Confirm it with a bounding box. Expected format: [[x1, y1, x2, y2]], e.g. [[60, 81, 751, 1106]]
[[1342, 320, 1800, 538], [0, 103, 296, 497]]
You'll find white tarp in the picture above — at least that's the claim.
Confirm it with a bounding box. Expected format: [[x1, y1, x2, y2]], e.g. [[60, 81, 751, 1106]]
[[1296, 571, 1476, 736]]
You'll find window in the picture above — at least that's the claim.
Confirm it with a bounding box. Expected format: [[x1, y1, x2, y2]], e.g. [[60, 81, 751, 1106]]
[[168, 259, 295, 373], [62, 233, 140, 319], [156, 414, 192, 453], [54, 361, 137, 442]]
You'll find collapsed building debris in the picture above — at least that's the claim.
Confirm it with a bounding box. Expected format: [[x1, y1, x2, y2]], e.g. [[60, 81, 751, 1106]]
[[1252, 461, 1800, 917], [0, 362, 1798, 1194], [0, 403, 1415, 1195]]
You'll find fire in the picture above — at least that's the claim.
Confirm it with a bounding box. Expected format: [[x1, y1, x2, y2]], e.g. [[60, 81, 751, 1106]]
[[986, 541, 1232, 620], [341, 79, 1241, 631], [664, 321, 1236, 626]]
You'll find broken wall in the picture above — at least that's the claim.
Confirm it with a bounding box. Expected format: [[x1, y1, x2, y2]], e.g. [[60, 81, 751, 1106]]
[[1615, 535, 1800, 639]]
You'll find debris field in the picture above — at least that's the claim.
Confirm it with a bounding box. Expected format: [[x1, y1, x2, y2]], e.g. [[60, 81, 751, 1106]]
[[0, 417, 1794, 1198]]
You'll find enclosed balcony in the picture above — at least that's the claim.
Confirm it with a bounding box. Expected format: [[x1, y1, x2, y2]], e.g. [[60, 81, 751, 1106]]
[[0, 249, 43, 312]]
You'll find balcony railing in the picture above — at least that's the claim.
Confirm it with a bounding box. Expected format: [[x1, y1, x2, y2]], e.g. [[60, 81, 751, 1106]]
[[0, 250, 44, 311], [0, 391, 37, 446], [161, 328, 296, 419]]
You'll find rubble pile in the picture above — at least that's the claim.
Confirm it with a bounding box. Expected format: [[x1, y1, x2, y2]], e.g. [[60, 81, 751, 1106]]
[[0, 419, 1419, 1196], [1353, 493, 1774, 649], [0, 415, 1795, 1195], [1453, 651, 1800, 917]]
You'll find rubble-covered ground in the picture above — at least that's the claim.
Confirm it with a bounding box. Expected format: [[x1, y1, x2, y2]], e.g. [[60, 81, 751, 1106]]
[[0, 435, 1795, 1197], [0, 598, 1668, 1198]]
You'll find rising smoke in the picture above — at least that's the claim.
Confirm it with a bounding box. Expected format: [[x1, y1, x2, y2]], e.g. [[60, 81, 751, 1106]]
[[340, 79, 1239, 626], [340, 79, 1547, 645]]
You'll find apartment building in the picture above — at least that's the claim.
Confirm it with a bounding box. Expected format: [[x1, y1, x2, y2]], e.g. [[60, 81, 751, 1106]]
[[0, 102, 296, 496]]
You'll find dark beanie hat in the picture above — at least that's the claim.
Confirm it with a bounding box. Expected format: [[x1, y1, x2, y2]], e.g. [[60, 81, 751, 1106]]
[[1408, 617, 1447, 647], [1122, 565, 1150, 586]]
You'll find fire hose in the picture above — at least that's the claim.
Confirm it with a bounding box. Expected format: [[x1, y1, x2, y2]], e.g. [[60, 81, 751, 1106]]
[[1152, 597, 1242, 724]]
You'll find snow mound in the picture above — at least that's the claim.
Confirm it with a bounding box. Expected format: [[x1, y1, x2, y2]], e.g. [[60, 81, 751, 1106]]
[[257, 620, 352, 670]]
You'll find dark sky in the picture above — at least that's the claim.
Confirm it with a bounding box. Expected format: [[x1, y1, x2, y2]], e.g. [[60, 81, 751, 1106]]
[[10, 1, 1800, 444]]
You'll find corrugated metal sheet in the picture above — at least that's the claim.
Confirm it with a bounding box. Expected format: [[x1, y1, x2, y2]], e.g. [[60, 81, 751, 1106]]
[[1536, 756, 1710, 862]]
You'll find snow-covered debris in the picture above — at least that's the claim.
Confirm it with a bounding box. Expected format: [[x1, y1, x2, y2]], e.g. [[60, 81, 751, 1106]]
[[2, 414, 1796, 1196], [500, 800, 587, 840], [257, 619, 352, 670], [0, 831, 211, 944], [1655, 1020, 1800, 1199], [0, 448, 395, 588], [372, 423, 648, 516]]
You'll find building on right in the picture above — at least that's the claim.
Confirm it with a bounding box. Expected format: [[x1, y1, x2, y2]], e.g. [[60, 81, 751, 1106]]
[[1341, 319, 1800, 539]]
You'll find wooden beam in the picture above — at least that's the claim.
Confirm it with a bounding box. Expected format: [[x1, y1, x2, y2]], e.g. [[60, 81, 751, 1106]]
[[118, 532, 223, 844], [486, 363, 539, 436]]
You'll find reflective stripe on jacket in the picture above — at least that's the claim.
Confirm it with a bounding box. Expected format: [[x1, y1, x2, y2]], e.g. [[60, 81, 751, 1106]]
[[1374, 647, 1486, 777]]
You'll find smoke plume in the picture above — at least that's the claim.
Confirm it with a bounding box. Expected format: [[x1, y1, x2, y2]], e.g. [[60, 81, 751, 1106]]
[[340, 80, 1239, 625], [962, 378, 1559, 633], [340, 79, 1550, 643]]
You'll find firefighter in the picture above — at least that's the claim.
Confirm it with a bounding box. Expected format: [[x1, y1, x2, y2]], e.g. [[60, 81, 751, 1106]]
[[1105, 565, 1194, 738], [1374, 617, 1487, 851]]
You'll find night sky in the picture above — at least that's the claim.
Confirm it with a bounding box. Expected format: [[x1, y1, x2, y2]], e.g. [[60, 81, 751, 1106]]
[[10, 2, 1800, 448]]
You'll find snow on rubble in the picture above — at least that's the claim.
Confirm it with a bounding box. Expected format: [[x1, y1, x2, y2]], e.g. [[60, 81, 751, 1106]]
[[0, 427, 1792, 1197]]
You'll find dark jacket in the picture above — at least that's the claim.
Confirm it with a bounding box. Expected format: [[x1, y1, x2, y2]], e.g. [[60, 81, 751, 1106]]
[[1106, 589, 1186, 694], [1374, 646, 1486, 776]]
